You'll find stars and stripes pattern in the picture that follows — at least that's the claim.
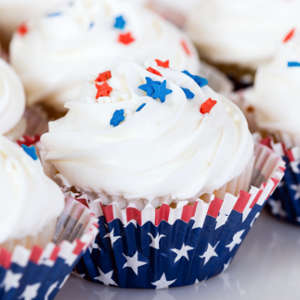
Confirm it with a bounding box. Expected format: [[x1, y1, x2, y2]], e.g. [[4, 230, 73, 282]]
[[0, 199, 98, 300], [76, 144, 284, 289], [267, 142, 300, 225]]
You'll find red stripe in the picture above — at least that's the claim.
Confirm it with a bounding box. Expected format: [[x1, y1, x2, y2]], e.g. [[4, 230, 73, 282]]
[[50, 246, 60, 261], [126, 207, 142, 225], [286, 149, 295, 162], [260, 137, 272, 149], [101, 204, 114, 223], [73, 239, 86, 255], [76, 198, 89, 208], [155, 204, 170, 226], [207, 197, 223, 218], [0, 248, 12, 269], [233, 190, 251, 213], [279, 166, 286, 172], [269, 178, 280, 196], [181, 202, 198, 222], [29, 246, 43, 264], [250, 189, 263, 208]]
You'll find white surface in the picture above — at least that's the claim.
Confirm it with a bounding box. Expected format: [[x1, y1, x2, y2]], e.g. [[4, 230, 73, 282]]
[[57, 211, 300, 300]]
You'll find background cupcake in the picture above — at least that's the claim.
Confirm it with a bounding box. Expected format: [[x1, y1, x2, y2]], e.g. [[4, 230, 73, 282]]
[[40, 61, 284, 288], [185, 0, 300, 84], [0, 58, 26, 140], [244, 28, 300, 224], [0, 135, 99, 299]]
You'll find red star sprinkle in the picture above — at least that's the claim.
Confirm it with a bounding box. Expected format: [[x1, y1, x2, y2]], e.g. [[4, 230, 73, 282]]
[[200, 98, 217, 114], [147, 67, 162, 76], [155, 59, 170, 68], [17, 23, 28, 36], [95, 82, 112, 99], [283, 28, 295, 43], [181, 40, 191, 56], [118, 32, 135, 45], [95, 70, 112, 82]]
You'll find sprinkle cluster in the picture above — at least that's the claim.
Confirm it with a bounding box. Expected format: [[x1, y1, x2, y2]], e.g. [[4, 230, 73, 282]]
[[113, 15, 135, 45], [95, 70, 113, 100]]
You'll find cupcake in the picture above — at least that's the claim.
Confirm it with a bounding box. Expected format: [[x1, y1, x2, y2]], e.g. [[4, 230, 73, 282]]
[[0, 135, 99, 299], [244, 29, 300, 224], [0, 58, 26, 140], [0, 0, 70, 48], [40, 61, 284, 288], [10, 0, 231, 114], [185, 0, 300, 82]]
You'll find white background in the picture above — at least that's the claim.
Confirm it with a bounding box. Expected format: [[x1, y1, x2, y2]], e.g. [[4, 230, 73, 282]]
[[57, 211, 300, 300]]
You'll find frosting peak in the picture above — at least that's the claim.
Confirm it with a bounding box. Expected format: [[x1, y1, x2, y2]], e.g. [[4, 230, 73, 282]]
[[41, 61, 253, 201]]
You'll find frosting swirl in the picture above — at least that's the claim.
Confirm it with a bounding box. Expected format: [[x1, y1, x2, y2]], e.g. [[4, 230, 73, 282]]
[[245, 30, 300, 139], [10, 0, 200, 109], [0, 135, 64, 243], [186, 0, 300, 69], [0, 58, 25, 136], [41, 61, 253, 201]]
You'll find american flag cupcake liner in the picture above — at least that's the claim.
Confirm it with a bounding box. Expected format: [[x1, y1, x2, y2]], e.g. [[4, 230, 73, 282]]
[[0, 197, 98, 300], [75, 143, 284, 289], [262, 137, 300, 225]]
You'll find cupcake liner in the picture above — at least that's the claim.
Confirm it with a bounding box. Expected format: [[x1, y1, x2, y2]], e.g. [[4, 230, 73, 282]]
[[263, 136, 300, 225], [0, 198, 98, 300], [75, 143, 284, 289]]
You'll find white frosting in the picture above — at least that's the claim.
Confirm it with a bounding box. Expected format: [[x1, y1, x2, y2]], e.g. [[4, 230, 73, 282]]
[[0, 0, 70, 45], [0, 58, 25, 136], [0, 135, 64, 243], [245, 31, 300, 138], [10, 0, 200, 109], [41, 61, 253, 201], [186, 0, 300, 69]]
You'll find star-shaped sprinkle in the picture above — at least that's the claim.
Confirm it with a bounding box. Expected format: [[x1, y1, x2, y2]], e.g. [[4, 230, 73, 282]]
[[152, 273, 176, 289], [139, 77, 156, 96], [95, 82, 112, 99], [122, 252, 147, 276], [89, 21, 95, 30], [181, 87, 194, 100], [147, 67, 162, 76], [21, 144, 38, 160], [118, 32, 135, 45], [110, 109, 125, 127], [287, 61, 300, 67], [18, 23, 28, 36], [95, 70, 112, 82], [181, 40, 191, 56], [114, 15, 126, 30], [152, 80, 172, 103], [136, 103, 146, 112], [155, 59, 169, 68], [182, 70, 208, 87], [283, 28, 295, 43], [200, 98, 217, 114]]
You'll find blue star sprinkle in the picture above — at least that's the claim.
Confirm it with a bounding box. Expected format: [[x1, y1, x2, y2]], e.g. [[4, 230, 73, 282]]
[[181, 87, 195, 100], [182, 70, 208, 87], [110, 109, 125, 127], [139, 77, 172, 103], [21, 145, 38, 161], [287, 61, 300, 67], [136, 103, 146, 112], [89, 21, 95, 30], [114, 15, 126, 30], [47, 11, 63, 18]]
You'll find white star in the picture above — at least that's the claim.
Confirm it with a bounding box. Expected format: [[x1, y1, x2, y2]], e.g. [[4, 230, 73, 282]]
[[268, 199, 286, 217], [199, 243, 218, 265], [95, 268, 117, 286], [122, 252, 147, 275], [171, 243, 193, 263], [45, 281, 59, 300], [291, 161, 300, 174], [148, 232, 166, 249], [19, 283, 40, 300], [104, 228, 121, 246], [215, 212, 228, 229], [152, 273, 176, 289], [226, 230, 245, 252], [1, 270, 22, 292], [291, 184, 300, 200]]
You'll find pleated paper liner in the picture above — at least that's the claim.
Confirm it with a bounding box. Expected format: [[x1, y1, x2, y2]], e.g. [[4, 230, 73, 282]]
[[75, 143, 284, 289], [261, 135, 300, 225], [0, 197, 98, 300]]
